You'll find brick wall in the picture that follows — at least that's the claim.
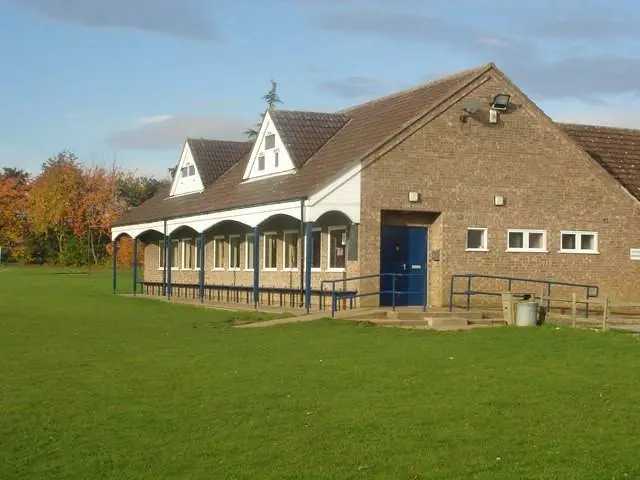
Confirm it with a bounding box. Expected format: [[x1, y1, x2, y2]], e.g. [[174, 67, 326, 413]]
[[361, 69, 640, 307]]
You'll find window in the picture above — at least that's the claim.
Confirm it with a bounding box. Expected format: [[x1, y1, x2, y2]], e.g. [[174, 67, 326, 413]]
[[466, 228, 488, 251], [283, 231, 299, 270], [507, 229, 547, 252], [171, 240, 180, 268], [195, 237, 201, 269], [245, 234, 254, 270], [274, 151, 279, 168], [229, 235, 241, 270], [213, 236, 225, 269], [560, 231, 598, 254], [182, 239, 195, 269], [328, 227, 347, 270], [265, 134, 276, 150], [159, 240, 166, 269], [263, 232, 278, 270], [258, 155, 265, 171], [181, 166, 188, 177], [311, 229, 321, 270], [188, 165, 195, 176]]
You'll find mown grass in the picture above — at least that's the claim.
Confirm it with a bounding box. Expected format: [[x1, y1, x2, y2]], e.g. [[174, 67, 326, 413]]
[[1, 267, 640, 479]]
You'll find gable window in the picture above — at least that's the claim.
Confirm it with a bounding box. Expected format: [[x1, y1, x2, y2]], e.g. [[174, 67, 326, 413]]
[[159, 240, 166, 269], [182, 239, 195, 269], [264, 134, 276, 150], [274, 151, 279, 168], [245, 234, 254, 270], [258, 154, 265, 171], [328, 226, 347, 271], [263, 232, 278, 270], [507, 229, 547, 252], [466, 228, 488, 251], [181, 166, 188, 177], [188, 165, 195, 176], [229, 235, 241, 270], [213, 236, 225, 270], [283, 231, 299, 271], [560, 231, 598, 254]]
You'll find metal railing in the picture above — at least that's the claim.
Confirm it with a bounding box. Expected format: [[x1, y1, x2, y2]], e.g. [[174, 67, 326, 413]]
[[321, 272, 426, 317], [449, 274, 599, 316]]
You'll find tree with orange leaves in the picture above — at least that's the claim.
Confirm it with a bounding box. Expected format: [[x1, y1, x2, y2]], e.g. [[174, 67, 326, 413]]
[[0, 171, 28, 259]]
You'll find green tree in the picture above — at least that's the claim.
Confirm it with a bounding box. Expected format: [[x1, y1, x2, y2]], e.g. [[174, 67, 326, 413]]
[[244, 79, 283, 139]]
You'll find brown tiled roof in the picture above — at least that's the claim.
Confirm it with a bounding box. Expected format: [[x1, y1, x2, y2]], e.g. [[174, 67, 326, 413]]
[[187, 139, 252, 186], [113, 64, 495, 227], [559, 123, 640, 201], [269, 110, 350, 167]]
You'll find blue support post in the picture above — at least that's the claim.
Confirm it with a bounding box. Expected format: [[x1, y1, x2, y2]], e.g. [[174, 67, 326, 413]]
[[199, 231, 205, 303], [166, 236, 172, 299], [132, 238, 138, 296], [305, 223, 313, 313], [112, 238, 118, 294], [253, 227, 260, 308], [392, 274, 396, 311]]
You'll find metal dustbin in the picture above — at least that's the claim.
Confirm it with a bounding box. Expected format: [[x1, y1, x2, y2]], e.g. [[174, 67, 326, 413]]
[[516, 301, 539, 327]]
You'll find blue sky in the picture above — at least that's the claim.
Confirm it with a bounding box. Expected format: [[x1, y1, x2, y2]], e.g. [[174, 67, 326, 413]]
[[1, 0, 640, 178]]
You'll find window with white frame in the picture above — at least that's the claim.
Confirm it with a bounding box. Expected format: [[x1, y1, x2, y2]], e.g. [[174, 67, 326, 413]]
[[195, 237, 201, 269], [182, 238, 195, 269], [263, 232, 278, 270], [274, 151, 279, 168], [181, 164, 196, 177], [560, 231, 598, 254], [466, 228, 488, 251], [159, 240, 166, 269], [311, 229, 321, 270], [507, 229, 547, 252], [264, 134, 276, 150], [170, 240, 180, 268], [328, 227, 347, 270], [229, 235, 241, 270], [213, 236, 225, 269], [283, 231, 299, 270], [258, 154, 265, 171], [245, 234, 254, 270]]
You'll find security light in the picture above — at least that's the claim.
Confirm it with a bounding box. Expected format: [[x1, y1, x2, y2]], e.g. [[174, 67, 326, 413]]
[[491, 94, 511, 111]]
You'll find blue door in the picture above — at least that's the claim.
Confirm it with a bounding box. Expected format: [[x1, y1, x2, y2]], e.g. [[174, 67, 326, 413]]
[[380, 226, 427, 306]]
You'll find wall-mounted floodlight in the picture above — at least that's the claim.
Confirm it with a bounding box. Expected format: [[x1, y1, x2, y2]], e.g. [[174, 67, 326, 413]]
[[491, 94, 511, 111]]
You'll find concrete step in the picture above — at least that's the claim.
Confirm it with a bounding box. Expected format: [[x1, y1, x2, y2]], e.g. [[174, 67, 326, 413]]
[[425, 316, 469, 328]]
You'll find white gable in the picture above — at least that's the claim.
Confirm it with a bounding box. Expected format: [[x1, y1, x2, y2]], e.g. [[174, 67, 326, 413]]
[[170, 142, 204, 197], [242, 111, 295, 181]]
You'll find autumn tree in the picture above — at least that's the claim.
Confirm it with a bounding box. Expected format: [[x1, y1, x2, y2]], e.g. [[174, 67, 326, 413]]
[[0, 175, 28, 259], [244, 79, 283, 139], [27, 151, 85, 260]]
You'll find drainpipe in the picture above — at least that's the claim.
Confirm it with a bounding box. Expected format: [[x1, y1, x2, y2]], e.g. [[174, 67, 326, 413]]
[[199, 231, 205, 303], [162, 219, 167, 297], [253, 226, 260, 308], [299, 198, 306, 307]]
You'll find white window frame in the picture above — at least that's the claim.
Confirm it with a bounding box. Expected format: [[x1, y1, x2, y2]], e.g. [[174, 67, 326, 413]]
[[257, 154, 265, 171], [328, 226, 347, 272], [559, 231, 599, 254], [170, 239, 180, 270], [304, 227, 323, 272], [228, 235, 241, 271], [244, 233, 254, 271], [506, 229, 548, 253], [282, 230, 299, 272], [158, 239, 166, 270], [466, 228, 488, 252], [212, 236, 226, 270], [263, 231, 278, 271], [181, 239, 193, 270], [195, 237, 201, 270]]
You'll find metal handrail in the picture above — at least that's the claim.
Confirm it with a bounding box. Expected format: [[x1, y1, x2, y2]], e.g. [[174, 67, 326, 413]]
[[321, 272, 427, 317], [449, 273, 599, 317]]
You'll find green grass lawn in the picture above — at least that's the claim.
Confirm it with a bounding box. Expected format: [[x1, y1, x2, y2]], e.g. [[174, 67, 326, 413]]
[[1, 267, 640, 479]]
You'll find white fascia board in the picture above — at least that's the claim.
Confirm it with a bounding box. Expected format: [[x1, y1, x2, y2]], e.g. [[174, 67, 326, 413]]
[[306, 162, 361, 223], [111, 220, 166, 241], [169, 142, 204, 197], [242, 111, 296, 180]]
